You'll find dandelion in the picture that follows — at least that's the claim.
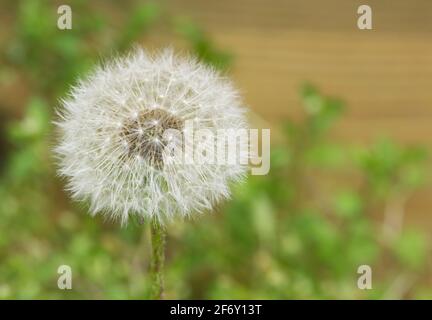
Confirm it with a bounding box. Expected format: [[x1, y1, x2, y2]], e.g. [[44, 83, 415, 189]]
[[54, 48, 249, 298]]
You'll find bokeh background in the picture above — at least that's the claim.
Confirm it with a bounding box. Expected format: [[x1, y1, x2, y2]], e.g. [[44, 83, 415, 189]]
[[0, 0, 431, 299]]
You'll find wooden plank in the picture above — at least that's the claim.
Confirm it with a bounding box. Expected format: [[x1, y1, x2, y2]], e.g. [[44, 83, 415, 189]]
[[211, 31, 432, 119], [168, 0, 432, 227], [170, 0, 432, 33]]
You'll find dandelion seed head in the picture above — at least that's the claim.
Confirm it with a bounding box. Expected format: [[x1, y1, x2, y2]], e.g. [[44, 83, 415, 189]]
[[54, 48, 248, 225]]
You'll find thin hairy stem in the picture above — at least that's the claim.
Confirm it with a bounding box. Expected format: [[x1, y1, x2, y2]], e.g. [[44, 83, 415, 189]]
[[149, 217, 166, 299]]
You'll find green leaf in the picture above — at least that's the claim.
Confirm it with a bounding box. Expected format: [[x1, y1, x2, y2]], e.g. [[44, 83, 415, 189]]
[[333, 191, 363, 218], [174, 18, 233, 70], [306, 143, 345, 167], [117, 3, 161, 51], [393, 230, 428, 270], [251, 195, 276, 247], [8, 97, 50, 142]]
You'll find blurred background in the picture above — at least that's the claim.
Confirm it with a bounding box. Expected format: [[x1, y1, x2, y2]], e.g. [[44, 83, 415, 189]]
[[0, 0, 431, 299]]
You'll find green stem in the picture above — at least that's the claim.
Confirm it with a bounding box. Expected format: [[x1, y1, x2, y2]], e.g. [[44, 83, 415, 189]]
[[149, 217, 166, 299]]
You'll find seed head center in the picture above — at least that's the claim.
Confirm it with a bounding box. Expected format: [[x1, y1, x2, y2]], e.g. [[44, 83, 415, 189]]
[[121, 108, 183, 168]]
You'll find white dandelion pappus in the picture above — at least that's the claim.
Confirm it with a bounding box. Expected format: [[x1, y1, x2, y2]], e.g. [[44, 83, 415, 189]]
[[54, 49, 249, 225]]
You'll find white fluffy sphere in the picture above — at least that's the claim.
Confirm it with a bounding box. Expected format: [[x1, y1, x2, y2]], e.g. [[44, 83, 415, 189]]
[[55, 49, 248, 224]]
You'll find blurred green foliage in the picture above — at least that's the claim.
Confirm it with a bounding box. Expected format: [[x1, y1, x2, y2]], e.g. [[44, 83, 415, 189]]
[[0, 0, 431, 299], [173, 17, 233, 70]]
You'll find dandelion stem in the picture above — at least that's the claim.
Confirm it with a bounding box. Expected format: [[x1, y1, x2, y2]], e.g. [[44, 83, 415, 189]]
[[149, 217, 166, 299]]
